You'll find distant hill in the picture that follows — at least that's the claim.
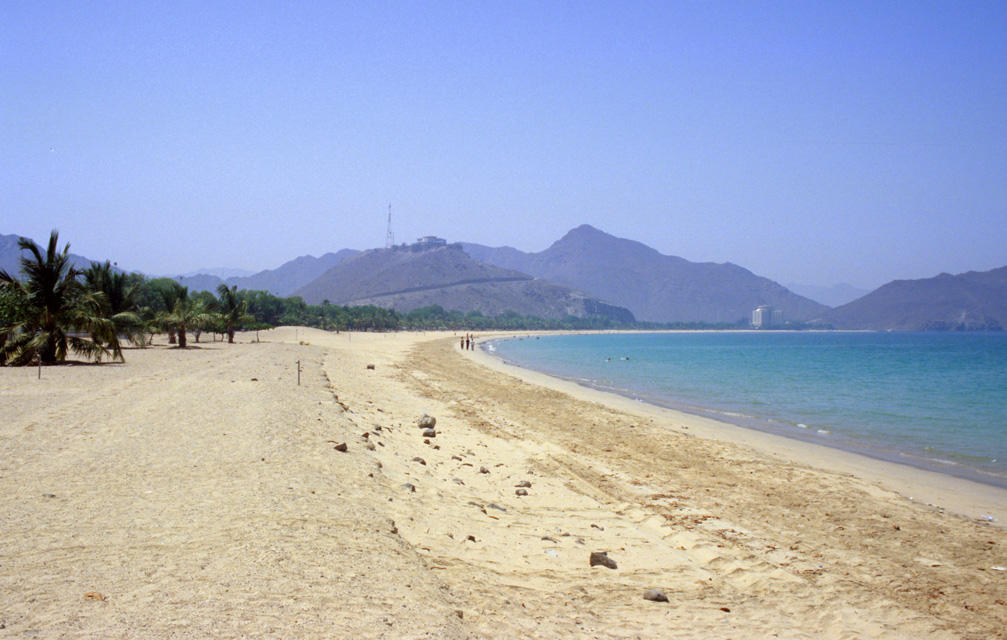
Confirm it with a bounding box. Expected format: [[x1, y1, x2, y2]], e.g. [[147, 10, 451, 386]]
[[172, 273, 223, 293], [786, 282, 869, 308], [225, 250, 359, 297], [296, 243, 635, 322], [820, 267, 1007, 331], [463, 225, 827, 323], [182, 267, 256, 279], [1, 232, 95, 277]]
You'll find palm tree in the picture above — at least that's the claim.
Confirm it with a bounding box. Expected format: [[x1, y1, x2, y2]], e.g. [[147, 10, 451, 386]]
[[164, 297, 213, 348], [83, 261, 146, 348], [154, 281, 187, 344], [214, 284, 251, 343], [0, 231, 119, 365]]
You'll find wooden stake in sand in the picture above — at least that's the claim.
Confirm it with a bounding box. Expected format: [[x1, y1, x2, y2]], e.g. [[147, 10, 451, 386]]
[[297, 360, 301, 386]]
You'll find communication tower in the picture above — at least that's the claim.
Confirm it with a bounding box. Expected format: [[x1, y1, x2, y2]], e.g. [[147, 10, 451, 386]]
[[385, 204, 394, 249]]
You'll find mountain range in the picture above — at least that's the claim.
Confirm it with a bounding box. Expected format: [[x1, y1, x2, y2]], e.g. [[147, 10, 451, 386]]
[[820, 267, 1007, 331], [462, 225, 827, 324], [296, 242, 635, 322], [3, 228, 1005, 331]]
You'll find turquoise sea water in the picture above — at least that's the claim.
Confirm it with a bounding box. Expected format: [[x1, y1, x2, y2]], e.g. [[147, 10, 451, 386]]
[[487, 332, 1007, 487]]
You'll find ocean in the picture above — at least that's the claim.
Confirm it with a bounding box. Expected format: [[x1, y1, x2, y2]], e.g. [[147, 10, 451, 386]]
[[486, 331, 1007, 488]]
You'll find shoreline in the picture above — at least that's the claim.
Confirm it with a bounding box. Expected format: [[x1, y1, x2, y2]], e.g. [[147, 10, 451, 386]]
[[467, 333, 1007, 527], [487, 343, 1007, 492]]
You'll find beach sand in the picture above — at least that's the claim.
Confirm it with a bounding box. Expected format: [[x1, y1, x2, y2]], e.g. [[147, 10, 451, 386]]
[[2, 327, 1005, 639]]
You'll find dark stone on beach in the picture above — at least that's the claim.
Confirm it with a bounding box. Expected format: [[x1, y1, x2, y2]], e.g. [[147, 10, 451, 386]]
[[591, 524, 604, 531], [515, 480, 532, 488], [422, 428, 436, 438], [451, 455, 463, 461], [542, 536, 558, 543], [417, 415, 437, 429], [366, 364, 375, 370], [423, 439, 430, 444], [479, 466, 490, 474], [333, 442, 348, 452], [515, 488, 528, 496], [42, 494, 56, 499], [590, 551, 618, 569], [643, 589, 669, 603], [403, 483, 417, 492], [466, 535, 477, 542], [390, 520, 398, 534], [412, 457, 426, 465]]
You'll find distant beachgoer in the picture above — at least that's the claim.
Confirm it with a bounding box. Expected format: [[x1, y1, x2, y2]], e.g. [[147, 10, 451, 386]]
[[460, 336, 465, 349]]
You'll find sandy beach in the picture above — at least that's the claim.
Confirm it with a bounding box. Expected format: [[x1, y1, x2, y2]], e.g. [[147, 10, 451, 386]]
[[2, 327, 1006, 639]]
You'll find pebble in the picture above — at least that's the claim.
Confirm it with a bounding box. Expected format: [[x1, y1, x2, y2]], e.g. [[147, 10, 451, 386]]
[[422, 428, 436, 438], [366, 364, 375, 370], [643, 589, 669, 603], [515, 488, 528, 496], [417, 415, 437, 429], [412, 457, 426, 465], [479, 466, 490, 474], [589, 551, 618, 570], [333, 442, 348, 452], [402, 483, 417, 492], [515, 480, 532, 488]]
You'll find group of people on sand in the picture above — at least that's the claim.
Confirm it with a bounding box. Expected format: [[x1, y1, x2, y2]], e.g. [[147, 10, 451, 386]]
[[460, 333, 476, 351]]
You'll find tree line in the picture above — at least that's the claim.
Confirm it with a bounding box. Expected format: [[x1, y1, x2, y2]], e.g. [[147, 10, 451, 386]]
[[0, 231, 747, 366]]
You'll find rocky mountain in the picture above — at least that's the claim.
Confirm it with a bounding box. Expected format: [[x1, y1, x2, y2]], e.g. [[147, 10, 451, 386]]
[[1, 232, 95, 277], [225, 249, 359, 297], [296, 243, 635, 322], [820, 267, 1007, 331], [463, 225, 828, 323]]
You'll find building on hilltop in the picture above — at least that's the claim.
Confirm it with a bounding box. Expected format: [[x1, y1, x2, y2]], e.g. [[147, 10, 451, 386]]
[[415, 235, 447, 248], [752, 305, 784, 328]]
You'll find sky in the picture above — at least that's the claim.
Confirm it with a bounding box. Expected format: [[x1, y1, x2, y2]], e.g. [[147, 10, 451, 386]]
[[2, 1, 1005, 290]]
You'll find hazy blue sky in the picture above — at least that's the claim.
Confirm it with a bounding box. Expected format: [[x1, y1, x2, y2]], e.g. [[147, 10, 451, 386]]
[[3, 1, 1005, 289]]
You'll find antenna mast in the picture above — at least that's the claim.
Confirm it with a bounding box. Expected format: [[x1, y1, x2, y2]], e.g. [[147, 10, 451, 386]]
[[385, 204, 394, 249]]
